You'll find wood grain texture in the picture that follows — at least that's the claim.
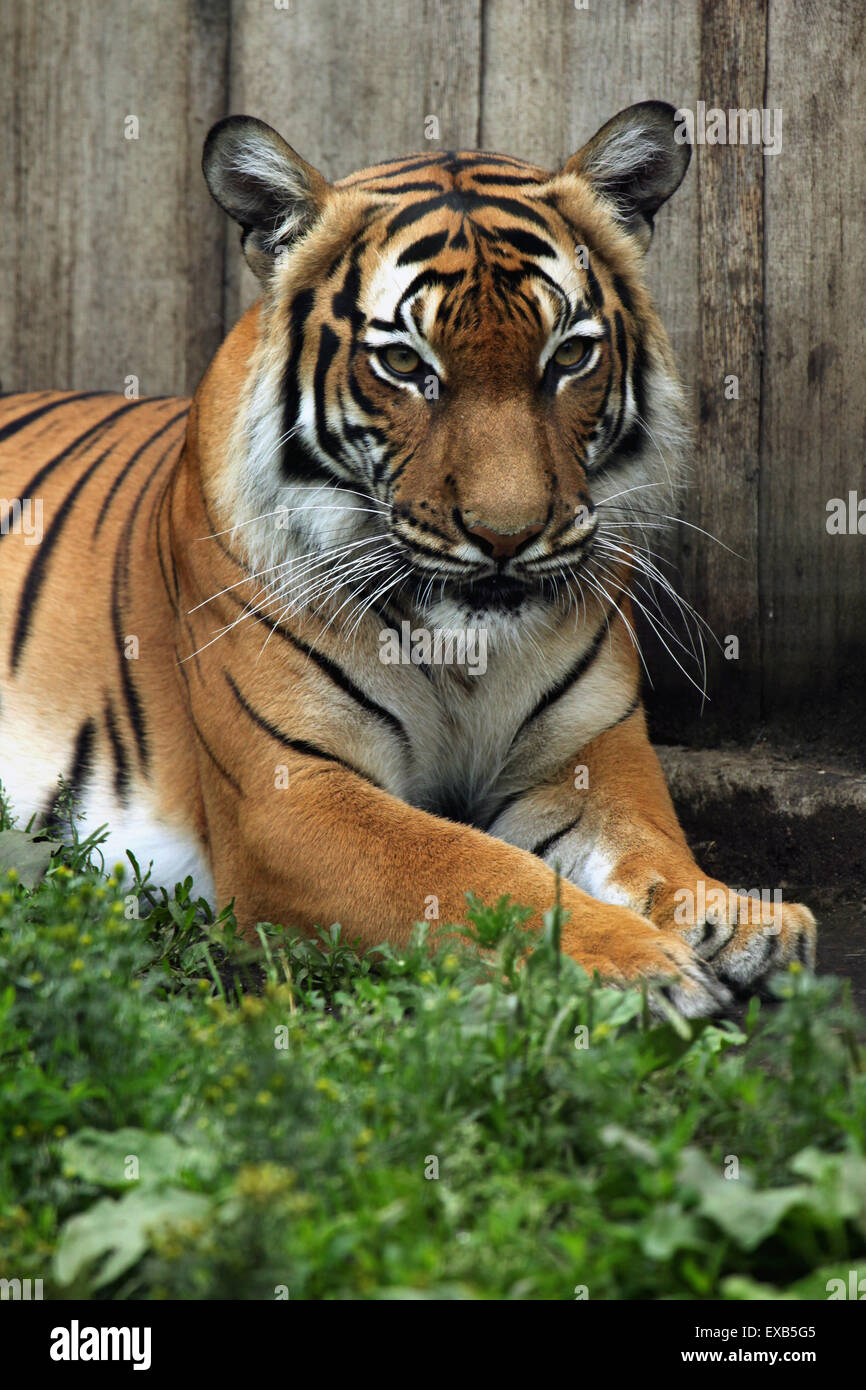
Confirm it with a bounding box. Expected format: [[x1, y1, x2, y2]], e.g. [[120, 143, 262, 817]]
[[0, 0, 862, 719], [0, 0, 229, 397], [686, 0, 768, 725], [761, 0, 866, 711], [225, 0, 483, 323], [482, 0, 706, 727]]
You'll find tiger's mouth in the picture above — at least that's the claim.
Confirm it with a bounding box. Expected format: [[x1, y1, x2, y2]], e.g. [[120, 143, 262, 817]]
[[449, 573, 538, 612]]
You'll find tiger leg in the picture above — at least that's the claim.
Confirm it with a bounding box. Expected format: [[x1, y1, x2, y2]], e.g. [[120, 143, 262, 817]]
[[501, 704, 816, 993], [201, 759, 731, 1017]]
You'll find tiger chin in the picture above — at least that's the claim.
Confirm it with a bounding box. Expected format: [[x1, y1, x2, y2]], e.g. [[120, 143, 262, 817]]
[[0, 101, 815, 1017]]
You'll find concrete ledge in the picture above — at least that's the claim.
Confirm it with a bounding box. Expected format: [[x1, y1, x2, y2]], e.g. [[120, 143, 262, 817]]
[[656, 745, 866, 887]]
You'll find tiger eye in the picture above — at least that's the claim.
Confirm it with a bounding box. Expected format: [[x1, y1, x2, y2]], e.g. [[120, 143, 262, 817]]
[[383, 344, 421, 375], [553, 338, 590, 369]]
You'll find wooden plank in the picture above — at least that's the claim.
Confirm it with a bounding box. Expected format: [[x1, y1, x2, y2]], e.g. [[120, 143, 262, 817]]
[[225, 0, 483, 323], [482, 0, 714, 731], [761, 0, 866, 715], [687, 0, 767, 727], [0, 0, 229, 398]]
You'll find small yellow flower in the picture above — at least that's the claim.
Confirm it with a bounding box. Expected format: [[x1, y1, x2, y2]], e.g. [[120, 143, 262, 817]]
[[223, 1101, 238, 1116], [234, 1163, 296, 1200], [419, 970, 435, 985], [788, 960, 803, 975], [195, 978, 211, 993], [443, 954, 459, 971], [79, 934, 93, 947], [5, 867, 18, 884], [447, 988, 461, 1002], [255, 1089, 273, 1106], [355, 1127, 374, 1147], [28, 972, 43, 985], [12, 1125, 26, 1140], [314, 1077, 340, 1101], [53, 1125, 68, 1138], [71, 958, 85, 973]]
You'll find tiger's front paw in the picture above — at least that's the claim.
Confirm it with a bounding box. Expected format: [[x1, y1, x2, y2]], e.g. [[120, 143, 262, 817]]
[[645, 874, 817, 992], [566, 904, 733, 1019]]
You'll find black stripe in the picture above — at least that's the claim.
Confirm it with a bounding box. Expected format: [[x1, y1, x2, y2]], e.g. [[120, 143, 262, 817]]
[[396, 230, 449, 265], [611, 274, 635, 315], [609, 309, 629, 447], [226, 673, 378, 785], [354, 155, 448, 179], [0, 391, 107, 446], [281, 288, 328, 482], [173, 649, 242, 795], [345, 362, 381, 419], [46, 717, 96, 828], [491, 226, 557, 259], [515, 603, 616, 739], [395, 267, 464, 322], [386, 190, 553, 238], [331, 247, 365, 333], [367, 179, 448, 195], [532, 812, 584, 859], [109, 422, 188, 770], [288, 638, 410, 746], [313, 322, 344, 461], [483, 785, 530, 831], [11, 411, 187, 671], [583, 258, 605, 311], [94, 411, 187, 536], [0, 399, 153, 542], [469, 171, 546, 186], [104, 698, 131, 803], [226, 588, 409, 746]]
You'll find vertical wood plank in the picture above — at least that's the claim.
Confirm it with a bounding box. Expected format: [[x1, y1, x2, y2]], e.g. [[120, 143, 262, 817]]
[[0, 0, 229, 398], [762, 0, 866, 717], [225, 0, 483, 323], [482, 0, 715, 733], [690, 0, 767, 726]]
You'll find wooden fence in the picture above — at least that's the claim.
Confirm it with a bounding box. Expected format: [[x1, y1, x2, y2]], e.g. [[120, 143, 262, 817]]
[[2, 0, 864, 733]]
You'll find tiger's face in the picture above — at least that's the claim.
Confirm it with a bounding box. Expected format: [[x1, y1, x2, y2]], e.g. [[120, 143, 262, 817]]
[[203, 104, 690, 637]]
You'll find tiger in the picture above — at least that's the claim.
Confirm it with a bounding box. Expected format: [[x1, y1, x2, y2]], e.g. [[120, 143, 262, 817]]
[[0, 100, 816, 1016]]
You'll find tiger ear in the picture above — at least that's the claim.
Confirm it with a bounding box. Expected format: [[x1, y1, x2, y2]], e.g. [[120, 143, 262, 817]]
[[202, 115, 330, 281], [563, 101, 690, 251]]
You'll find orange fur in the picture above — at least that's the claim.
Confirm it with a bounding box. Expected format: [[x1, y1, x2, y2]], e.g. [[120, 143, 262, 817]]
[[0, 106, 815, 1015]]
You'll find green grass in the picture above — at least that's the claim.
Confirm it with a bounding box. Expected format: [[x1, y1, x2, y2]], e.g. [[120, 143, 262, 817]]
[[1, 788, 865, 1300]]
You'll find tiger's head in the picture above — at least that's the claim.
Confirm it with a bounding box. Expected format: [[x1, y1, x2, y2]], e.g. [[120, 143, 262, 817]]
[[200, 103, 690, 638]]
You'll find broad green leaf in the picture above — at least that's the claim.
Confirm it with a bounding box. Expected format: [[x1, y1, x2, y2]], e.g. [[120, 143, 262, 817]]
[[678, 1148, 811, 1251], [54, 1188, 211, 1289], [0, 828, 62, 888], [60, 1126, 217, 1189]]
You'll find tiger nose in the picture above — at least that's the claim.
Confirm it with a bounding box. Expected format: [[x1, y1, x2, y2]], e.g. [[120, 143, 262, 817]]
[[463, 519, 545, 560]]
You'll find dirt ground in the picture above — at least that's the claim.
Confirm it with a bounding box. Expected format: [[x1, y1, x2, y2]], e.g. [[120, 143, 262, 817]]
[[661, 743, 866, 1012]]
